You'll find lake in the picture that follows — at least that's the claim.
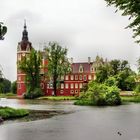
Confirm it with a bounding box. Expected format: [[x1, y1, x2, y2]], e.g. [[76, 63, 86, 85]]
[[0, 98, 140, 140]]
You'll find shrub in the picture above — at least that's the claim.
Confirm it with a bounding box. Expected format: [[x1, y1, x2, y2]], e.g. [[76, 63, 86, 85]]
[[24, 88, 44, 99], [75, 82, 122, 106]]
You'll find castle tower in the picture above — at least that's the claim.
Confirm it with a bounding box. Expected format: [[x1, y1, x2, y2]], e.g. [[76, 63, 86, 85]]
[[17, 21, 32, 96]]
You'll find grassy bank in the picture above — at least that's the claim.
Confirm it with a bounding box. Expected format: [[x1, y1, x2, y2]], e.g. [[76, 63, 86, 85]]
[[0, 107, 29, 120], [121, 96, 140, 103], [38, 96, 77, 101], [0, 93, 17, 99]]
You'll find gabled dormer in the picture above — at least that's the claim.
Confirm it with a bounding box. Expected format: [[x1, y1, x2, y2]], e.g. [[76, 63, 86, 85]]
[[79, 64, 84, 73]]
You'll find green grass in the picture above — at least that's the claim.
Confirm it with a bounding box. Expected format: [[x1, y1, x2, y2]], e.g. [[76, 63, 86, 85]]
[[74, 100, 95, 106], [38, 96, 77, 101], [0, 93, 17, 98], [0, 107, 29, 119], [121, 96, 140, 103]]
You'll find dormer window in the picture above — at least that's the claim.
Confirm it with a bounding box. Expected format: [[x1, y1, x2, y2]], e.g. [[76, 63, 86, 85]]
[[79, 65, 83, 73], [91, 66, 94, 73]]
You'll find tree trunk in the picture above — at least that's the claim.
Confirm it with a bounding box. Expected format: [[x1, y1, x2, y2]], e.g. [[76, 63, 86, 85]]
[[53, 76, 57, 96]]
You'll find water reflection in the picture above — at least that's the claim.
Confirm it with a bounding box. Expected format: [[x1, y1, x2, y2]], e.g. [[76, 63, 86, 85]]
[[0, 99, 140, 140]]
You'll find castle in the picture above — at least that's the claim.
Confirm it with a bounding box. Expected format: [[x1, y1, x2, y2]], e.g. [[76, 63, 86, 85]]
[[17, 23, 99, 96]]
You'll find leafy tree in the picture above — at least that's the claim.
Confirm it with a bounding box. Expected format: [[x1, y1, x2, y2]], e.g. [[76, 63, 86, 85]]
[[18, 49, 42, 98], [45, 42, 71, 96], [110, 59, 121, 75], [0, 22, 7, 40], [11, 81, 17, 94], [105, 0, 140, 43], [137, 58, 140, 74], [0, 78, 11, 93]]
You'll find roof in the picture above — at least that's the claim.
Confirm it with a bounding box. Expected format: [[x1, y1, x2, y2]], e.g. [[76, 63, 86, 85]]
[[71, 62, 93, 73]]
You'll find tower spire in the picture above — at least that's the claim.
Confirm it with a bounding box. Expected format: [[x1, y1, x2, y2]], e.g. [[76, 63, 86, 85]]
[[22, 20, 28, 41]]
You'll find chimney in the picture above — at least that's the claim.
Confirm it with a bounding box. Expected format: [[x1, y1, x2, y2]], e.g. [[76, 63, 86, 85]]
[[71, 57, 73, 64], [88, 57, 91, 64]]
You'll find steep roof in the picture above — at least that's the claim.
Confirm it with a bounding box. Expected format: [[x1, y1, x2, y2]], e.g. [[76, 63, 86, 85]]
[[71, 62, 93, 73]]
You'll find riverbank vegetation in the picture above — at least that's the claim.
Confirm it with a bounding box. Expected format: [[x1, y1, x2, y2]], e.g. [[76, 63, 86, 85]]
[[0, 107, 29, 120], [38, 96, 76, 100]]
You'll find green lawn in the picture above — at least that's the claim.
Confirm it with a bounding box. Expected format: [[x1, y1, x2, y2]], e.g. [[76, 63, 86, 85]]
[[121, 96, 140, 103], [38, 96, 77, 101], [0, 93, 17, 98], [0, 107, 29, 119]]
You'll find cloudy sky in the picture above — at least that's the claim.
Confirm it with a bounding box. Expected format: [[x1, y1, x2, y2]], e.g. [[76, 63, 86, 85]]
[[0, 0, 140, 81]]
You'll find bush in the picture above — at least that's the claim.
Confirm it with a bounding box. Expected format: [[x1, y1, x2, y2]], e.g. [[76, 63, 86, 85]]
[[24, 88, 44, 99], [75, 82, 122, 106]]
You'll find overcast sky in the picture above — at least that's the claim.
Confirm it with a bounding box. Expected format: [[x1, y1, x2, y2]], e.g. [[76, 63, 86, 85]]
[[0, 0, 140, 82]]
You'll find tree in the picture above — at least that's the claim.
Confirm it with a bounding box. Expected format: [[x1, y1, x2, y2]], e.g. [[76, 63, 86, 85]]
[[11, 81, 17, 94], [137, 58, 140, 74], [18, 49, 42, 98], [46, 42, 71, 96], [0, 22, 7, 40], [0, 78, 11, 93], [105, 0, 140, 43]]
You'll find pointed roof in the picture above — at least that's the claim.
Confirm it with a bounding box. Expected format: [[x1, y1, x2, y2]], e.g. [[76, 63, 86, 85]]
[[18, 21, 32, 51], [22, 20, 28, 41]]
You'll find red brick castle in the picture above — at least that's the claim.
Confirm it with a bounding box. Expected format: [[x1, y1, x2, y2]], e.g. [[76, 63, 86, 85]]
[[17, 23, 97, 96]]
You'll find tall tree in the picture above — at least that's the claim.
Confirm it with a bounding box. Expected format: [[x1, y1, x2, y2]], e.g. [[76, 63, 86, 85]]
[[137, 58, 140, 74], [105, 0, 140, 43], [0, 22, 7, 40], [18, 49, 42, 93], [46, 42, 71, 96]]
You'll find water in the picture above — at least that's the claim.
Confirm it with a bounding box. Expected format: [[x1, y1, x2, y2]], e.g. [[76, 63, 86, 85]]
[[0, 99, 140, 140]]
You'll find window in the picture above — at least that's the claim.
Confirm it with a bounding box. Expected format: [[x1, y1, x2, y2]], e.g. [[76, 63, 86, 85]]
[[65, 75, 69, 80], [79, 65, 83, 73], [80, 83, 83, 88], [61, 76, 64, 80], [75, 90, 78, 94], [70, 83, 74, 89], [65, 83, 69, 89], [18, 76, 21, 81], [75, 83, 78, 89], [61, 83, 64, 89], [71, 75, 74, 80], [79, 75, 82, 80], [60, 90, 63, 94], [50, 83, 53, 88], [75, 75, 78, 80], [84, 75, 87, 81], [47, 84, 50, 88], [91, 67, 94, 72], [88, 75, 92, 80], [18, 83, 21, 89], [41, 83, 44, 89], [70, 90, 74, 94]]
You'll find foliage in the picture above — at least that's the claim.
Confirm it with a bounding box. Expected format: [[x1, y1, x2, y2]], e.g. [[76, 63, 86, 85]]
[[116, 70, 136, 90], [0, 107, 29, 119], [45, 42, 71, 96], [105, 76, 118, 86], [0, 22, 7, 40], [105, 0, 140, 43], [137, 58, 140, 74], [134, 84, 140, 95], [24, 88, 43, 99], [0, 78, 11, 93], [11, 81, 17, 94], [75, 81, 121, 106], [18, 49, 42, 97]]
